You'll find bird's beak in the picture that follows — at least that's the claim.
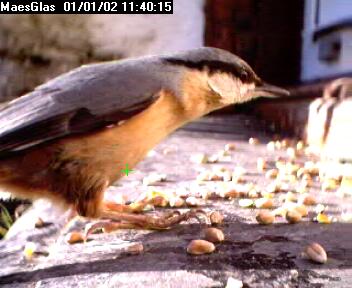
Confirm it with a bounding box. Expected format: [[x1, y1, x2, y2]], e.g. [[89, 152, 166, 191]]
[[254, 82, 290, 98]]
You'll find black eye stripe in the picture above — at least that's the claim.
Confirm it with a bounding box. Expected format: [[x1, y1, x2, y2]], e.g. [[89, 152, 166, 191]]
[[163, 58, 255, 83]]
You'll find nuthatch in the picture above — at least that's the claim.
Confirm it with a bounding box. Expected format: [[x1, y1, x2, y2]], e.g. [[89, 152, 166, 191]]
[[0, 47, 288, 231]]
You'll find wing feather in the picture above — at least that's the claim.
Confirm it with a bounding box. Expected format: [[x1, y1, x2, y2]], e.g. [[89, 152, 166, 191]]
[[0, 57, 167, 155]]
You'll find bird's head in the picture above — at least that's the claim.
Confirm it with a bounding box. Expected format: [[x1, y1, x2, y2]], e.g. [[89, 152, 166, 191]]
[[163, 47, 289, 109]]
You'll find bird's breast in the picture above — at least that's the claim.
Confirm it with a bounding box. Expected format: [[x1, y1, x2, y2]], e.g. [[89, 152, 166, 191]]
[[57, 89, 186, 184]]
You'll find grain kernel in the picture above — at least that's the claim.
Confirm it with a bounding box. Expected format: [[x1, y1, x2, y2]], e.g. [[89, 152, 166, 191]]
[[299, 194, 317, 206], [239, 199, 254, 208], [209, 211, 224, 225], [266, 169, 279, 179], [304, 242, 327, 264], [185, 196, 200, 207], [249, 137, 260, 145], [65, 231, 85, 244], [255, 198, 274, 209], [187, 239, 215, 255], [127, 243, 144, 254], [23, 242, 37, 260], [204, 227, 225, 243], [151, 196, 169, 207], [169, 197, 185, 208], [286, 210, 302, 224], [190, 153, 209, 164], [266, 141, 276, 151], [224, 189, 239, 199], [316, 213, 332, 224], [34, 217, 45, 228], [256, 210, 275, 225], [224, 143, 236, 151], [257, 157, 267, 172], [226, 277, 243, 288], [294, 204, 308, 217], [296, 141, 305, 151]]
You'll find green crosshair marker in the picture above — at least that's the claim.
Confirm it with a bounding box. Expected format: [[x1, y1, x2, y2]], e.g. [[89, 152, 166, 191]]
[[121, 164, 133, 176]]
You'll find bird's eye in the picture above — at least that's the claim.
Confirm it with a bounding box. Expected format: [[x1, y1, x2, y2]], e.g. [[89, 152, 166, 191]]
[[240, 70, 248, 78]]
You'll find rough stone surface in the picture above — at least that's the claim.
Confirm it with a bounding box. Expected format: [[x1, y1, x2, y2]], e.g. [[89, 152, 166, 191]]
[[1, 114, 352, 288]]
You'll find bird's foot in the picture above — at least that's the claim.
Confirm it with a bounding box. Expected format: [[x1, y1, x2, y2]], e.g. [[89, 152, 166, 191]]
[[84, 209, 207, 239], [102, 208, 206, 230]]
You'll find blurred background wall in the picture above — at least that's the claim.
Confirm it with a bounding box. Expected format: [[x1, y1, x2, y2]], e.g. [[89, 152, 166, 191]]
[[0, 0, 205, 101]]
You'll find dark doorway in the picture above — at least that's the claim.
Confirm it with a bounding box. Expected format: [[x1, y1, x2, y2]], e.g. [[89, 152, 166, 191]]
[[205, 0, 304, 86]]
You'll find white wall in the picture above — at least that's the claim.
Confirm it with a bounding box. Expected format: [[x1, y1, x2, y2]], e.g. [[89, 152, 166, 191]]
[[301, 0, 352, 81], [0, 0, 205, 100], [319, 0, 352, 27], [89, 0, 205, 58]]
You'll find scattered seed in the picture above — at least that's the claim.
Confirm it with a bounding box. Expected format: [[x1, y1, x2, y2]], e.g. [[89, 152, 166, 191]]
[[255, 198, 274, 209], [34, 217, 45, 228], [143, 174, 167, 186], [239, 199, 254, 208], [162, 148, 174, 155], [196, 171, 212, 182], [151, 196, 169, 207], [294, 204, 308, 217], [226, 277, 243, 288], [296, 141, 305, 151], [281, 192, 297, 203], [257, 157, 267, 172], [296, 168, 308, 178], [225, 143, 236, 151], [210, 211, 224, 225], [273, 207, 288, 217], [315, 204, 326, 214], [186, 196, 200, 207], [224, 189, 239, 199], [190, 153, 209, 164], [127, 243, 144, 254], [187, 239, 215, 255], [287, 147, 297, 159], [275, 140, 282, 149], [266, 182, 282, 193], [256, 210, 275, 225], [204, 227, 225, 243], [322, 178, 339, 191], [248, 188, 260, 199], [249, 137, 260, 145], [281, 139, 290, 148], [316, 213, 332, 224], [169, 197, 185, 208], [222, 171, 232, 182], [65, 231, 85, 244], [303, 242, 327, 264], [219, 149, 231, 157], [233, 167, 247, 177], [261, 191, 275, 199], [208, 154, 219, 163], [266, 141, 276, 151], [299, 194, 317, 206], [23, 242, 37, 260], [266, 169, 279, 179], [209, 173, 224, 181], [286, 210, 302, 224]]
